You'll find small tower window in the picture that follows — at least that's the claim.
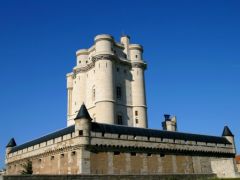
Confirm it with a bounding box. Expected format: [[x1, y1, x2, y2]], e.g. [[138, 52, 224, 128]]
[[135, 55, 138, 58], [71, 151, 76, 156], [116, 86, 122, 100], [135, 118, 138, 124], [135, 111, 138, 116], [117, 115, 123, 125], [79, 130, 83, 136]]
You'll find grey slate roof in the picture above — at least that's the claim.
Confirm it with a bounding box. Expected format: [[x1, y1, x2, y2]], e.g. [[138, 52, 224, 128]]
[[91, 123, 231, 144], [10, 122, 231, 153], [10, 126, 74, 153], [74, 103, 92, 121], [6, 138, 17, 148], [222, 126, 234, 136]]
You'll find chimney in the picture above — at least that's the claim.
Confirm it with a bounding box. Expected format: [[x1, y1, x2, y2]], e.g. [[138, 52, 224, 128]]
[[162, 114, 177, 131]]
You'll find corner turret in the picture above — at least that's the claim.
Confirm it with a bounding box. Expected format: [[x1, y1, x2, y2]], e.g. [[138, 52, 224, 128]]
[[222, 126, 236, 154], [74, 103, 92, 145], [6, 138, 16, 155]]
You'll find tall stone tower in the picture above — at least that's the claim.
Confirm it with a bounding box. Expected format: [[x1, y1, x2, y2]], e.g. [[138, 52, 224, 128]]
[[66, 34, 147, 128]]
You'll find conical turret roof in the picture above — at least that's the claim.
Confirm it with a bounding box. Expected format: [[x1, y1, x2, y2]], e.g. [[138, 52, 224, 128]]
[[222, 126, 234, 136], [6, 138, 17, 148], [74, 103, 92, 121]]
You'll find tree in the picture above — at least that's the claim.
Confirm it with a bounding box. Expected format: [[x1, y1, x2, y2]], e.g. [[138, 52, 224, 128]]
[[21, 160, 33, 175]]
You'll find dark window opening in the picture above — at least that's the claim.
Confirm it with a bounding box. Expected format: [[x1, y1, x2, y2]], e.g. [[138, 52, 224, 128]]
[[114, 151, 120, 155], [79, 130, 83, 136], [116, 86, 122, 99], [160, 154, 165, 157], [135, 118, 138, 124], [117, 67, 119, 72], [135, 55, 138, 58], [135, 111, 138, 116], [60, 154, 64, 158], [71, 151, 76, 156], [131, 152, 136, 156], [147, 153, 152, 157], [117, 115, 123, 125], [51, 156, 54, 160]]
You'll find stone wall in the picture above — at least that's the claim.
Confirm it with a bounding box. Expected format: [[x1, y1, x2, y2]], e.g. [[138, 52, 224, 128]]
[[237, 164, 240, 172], [211, 158, 237, 178], [3, 174, 216, 180], [89, 152, 212, 175]]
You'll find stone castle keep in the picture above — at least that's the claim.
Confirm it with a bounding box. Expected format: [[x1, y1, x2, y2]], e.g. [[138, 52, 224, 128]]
[[5, 34, 238, 178]]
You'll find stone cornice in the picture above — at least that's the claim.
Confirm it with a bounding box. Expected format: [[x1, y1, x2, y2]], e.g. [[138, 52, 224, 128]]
[[73, 54, 147, 76], [87, 144, 235, 158], [90, 137, 234, 156]]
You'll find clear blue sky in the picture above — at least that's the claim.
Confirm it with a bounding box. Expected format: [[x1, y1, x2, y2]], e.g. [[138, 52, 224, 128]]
[[0, 0, 239, 168]]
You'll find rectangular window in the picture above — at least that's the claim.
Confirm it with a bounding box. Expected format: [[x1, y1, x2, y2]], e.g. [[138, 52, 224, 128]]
[[79, 130, 83, 136], [131, 152, 136, 156], [117, 115, 123, 125], [135, 111, 138, 116], [116, 86, 122, 100], [135, 118, 138, 124], [114, 151, 120, 155]]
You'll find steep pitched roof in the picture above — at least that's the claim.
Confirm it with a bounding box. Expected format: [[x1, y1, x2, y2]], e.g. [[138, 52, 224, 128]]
[[10, 125, 74, 153], [74, 103, 92, 121], [6, 138, 17, 148], [222, 126, 234, 136]]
